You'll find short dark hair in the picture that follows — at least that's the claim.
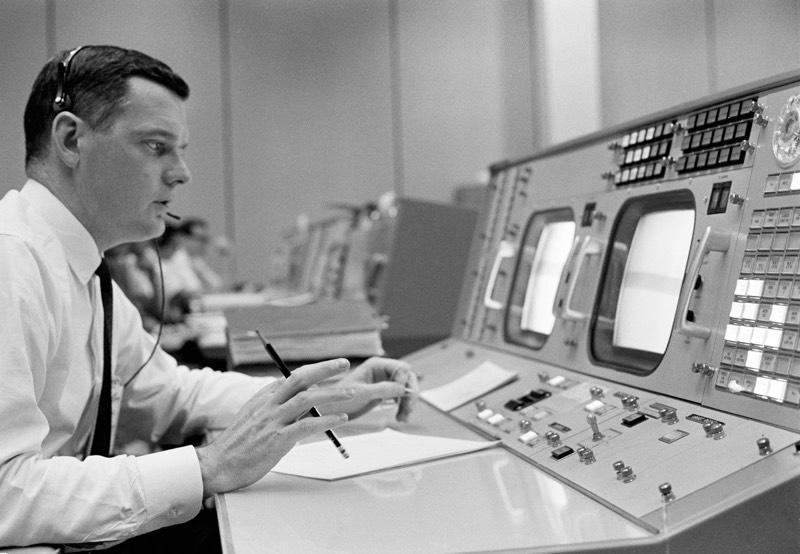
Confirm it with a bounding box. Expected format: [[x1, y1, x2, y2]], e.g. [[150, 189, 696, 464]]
[[24, 45, 190, 166]]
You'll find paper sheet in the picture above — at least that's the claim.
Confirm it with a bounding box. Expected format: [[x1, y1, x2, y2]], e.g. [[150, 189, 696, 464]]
[[420, 360, 518, 411], [270, 428, 498, 480], [613, 209, 694, 353]]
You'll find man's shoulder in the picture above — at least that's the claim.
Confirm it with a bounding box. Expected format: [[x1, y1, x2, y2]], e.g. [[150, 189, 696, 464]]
[[0, 189, 67, 274]]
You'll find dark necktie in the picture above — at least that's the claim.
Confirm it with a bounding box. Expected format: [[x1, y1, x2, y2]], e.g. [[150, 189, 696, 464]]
[[91, 259, 113, 457]]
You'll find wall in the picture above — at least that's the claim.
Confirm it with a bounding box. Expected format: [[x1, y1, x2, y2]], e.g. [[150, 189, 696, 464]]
[[2, 1, 800, 282]]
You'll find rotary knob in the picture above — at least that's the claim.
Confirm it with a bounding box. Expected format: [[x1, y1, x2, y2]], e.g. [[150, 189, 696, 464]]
[[659, 482, 675, 503], [518, 419, 532, 432], [659, 407, 678, 425], [618, 466, 636, 483], [757, 437, 772, 456], [545, 431, 561, 447], [577, 447, 596, 465]]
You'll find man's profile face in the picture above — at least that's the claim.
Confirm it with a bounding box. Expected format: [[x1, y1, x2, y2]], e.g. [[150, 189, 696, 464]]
[[75, 76, 191, 248]]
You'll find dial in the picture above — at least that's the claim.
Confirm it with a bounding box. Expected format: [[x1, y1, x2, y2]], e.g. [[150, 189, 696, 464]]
[[773, 95, 800, 167]]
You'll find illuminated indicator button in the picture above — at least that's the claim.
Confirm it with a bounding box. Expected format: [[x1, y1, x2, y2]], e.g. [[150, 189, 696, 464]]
[[768, 379, 788, 402], [707, 149, 719, 166], [790, 232, 800, 251], [733, 349, 748, 366], [642, 145, 651, 159], [737, 325, 753, 344], [721, 346, 736, 364], [477, 408, 495, 421], [551, 445, 574, 460], [751, 211, 766, 228], [712, 127, 724, 143], [487, 413, 506, 426], [793, 282, 800, 299], [697, 152, 709, 167], [742, 374, 757, 393], [718, 147, 731, 164], [776, 281, 792, 299], [754, 377, 771, 397], [779, 208, 794, 227], [701, 131, 713, 147], [790, 359, 800, 378], [735, 121, 749, 139], [781, 330, 798, 350], [768, 256, 783, 274], [765, 328, 783, 348], [638, 129, 646, 143], [793, 210, 800, 227], [622, 134, 630, 148], [625, 150, 634, 164], [725, 324, 739, 342], [750, 327, 767, 346], [741, 256, 755, 274], [764, 210, 779, 227], [548, 376, 566, 387], [687, 114, 697, 128], [776, 356, 791, 375], [761, 353, 778, 372], [758, 233, 774, 250], [784, 385, 800, 405], [745, 233, 759, 250], [697, 112, 707, 127], [764, 280, 779, 298], [585, 399, 605, 413], [518, 430, 538, 444], [741, 302, 759, 320], [746, 350, 763, 369], [735, 279, 749, 295], [787, 306, 800, 325], [677, 157, 688, 171], [686, 154, 697, 170], [757, 303, 772, 321], [746, 280, 764, 297], [783, 257, 798, 274], [646, 126, 655, 140], [753, 257, 769, 274], [658, 141, 669, 156], [778, 174, 793, 192], [775, 232, 790, 249], [729, 302, 744, 318], [764, 176, 779, 195], [791, 174, 800, 192], [729, 102, 741, 118], [770, 304, 788, 323], [724, 125, 736, 141], [718, 105, 730, 120]]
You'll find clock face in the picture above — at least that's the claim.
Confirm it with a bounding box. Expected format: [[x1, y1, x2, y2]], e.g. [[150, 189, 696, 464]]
[[773, 95, 800, 168]]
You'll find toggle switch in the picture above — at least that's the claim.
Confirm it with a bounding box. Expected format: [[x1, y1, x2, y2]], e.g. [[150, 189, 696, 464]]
[[587, 414, 605, 441]]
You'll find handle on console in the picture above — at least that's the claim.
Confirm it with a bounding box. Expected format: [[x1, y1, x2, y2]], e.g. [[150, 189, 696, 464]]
[[674, 226, 731, 340], [555, 235, 604, 321], [483, 240, 516, 310]]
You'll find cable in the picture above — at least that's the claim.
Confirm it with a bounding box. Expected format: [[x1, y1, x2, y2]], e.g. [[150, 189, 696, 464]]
[[124, 239, 165, 386]]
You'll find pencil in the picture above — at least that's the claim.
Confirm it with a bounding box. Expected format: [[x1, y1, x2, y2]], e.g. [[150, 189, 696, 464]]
[[254, 330, 350, 459]]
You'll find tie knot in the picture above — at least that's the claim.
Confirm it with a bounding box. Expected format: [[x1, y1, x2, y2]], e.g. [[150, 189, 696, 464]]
[[95, 258, 110, 279]]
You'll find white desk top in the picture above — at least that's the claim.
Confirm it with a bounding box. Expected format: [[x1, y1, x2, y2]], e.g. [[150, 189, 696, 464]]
[[216, 403, 650, 553]]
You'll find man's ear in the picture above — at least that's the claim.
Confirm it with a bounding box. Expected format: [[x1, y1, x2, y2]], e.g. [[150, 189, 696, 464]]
[[50, 112, 85, 168]]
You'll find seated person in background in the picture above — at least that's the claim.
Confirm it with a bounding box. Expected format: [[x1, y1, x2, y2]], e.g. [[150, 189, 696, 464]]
[[106, 240, 162, 331], [177, 217, 226, 292], [0, 44, 418, 553]]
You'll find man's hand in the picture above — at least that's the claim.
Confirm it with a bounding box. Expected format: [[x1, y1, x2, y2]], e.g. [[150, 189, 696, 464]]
[[323, 357, 419, 422], [196, 358, 354, 497]]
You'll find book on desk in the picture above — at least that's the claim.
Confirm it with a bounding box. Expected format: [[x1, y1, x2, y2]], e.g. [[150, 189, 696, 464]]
[[225, 298, 386, 371]]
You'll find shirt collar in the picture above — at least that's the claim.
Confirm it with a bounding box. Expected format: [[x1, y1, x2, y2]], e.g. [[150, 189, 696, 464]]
[[20, 179, 102, 284]]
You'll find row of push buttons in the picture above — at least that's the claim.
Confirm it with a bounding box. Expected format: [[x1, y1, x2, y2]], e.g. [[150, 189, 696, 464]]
[[716, 368, 799, 405], [763, 173, 800, 196], [676, 141, 747, 173], [620, 121, 674, 148], [680, 120, 750, 153], [685, 98, 753, 131], [614, 161, 666, 185], [749, 206, 800, 229], [720, 344, 800, 378]]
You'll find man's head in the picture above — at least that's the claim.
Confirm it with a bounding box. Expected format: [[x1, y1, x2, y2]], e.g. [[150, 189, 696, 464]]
[[24, 45, 193, 251]]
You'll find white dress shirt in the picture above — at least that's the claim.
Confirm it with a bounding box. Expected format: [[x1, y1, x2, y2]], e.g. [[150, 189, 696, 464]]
[[0, 180, 272, 547]]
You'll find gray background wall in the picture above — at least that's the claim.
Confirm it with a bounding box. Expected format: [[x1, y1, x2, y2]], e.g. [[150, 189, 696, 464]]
[[1, 0, 799, 283]]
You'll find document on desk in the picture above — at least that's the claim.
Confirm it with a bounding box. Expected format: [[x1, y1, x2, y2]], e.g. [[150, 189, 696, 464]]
[[270, 428, 498, 480], [420, 360, 518, 411]]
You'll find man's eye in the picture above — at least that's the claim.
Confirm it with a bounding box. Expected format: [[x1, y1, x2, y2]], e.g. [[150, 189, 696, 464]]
[[145, 141, 165, 153]]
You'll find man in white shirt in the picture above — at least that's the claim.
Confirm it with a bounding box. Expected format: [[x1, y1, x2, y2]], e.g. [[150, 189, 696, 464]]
[[0, 45, 417, 552]]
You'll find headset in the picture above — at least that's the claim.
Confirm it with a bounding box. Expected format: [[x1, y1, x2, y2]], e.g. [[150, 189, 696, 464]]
[[53, 45, 86, 112]]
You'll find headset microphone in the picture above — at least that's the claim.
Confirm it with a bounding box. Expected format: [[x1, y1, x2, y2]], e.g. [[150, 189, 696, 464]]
[[166, 212, 181, 221]]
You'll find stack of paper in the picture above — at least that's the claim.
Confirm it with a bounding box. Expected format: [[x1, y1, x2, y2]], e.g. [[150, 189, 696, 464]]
[[420, 360, 519, 411], [226, 298, 386, 366]]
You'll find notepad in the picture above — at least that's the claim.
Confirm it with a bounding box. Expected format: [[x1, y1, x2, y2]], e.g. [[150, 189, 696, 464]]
[[420, 360, 518, 411], [270, 429, 498, 480]]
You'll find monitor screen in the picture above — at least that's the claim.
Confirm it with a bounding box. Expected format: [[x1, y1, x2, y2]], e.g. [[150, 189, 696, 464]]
[[590, 190, 695, 375]]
